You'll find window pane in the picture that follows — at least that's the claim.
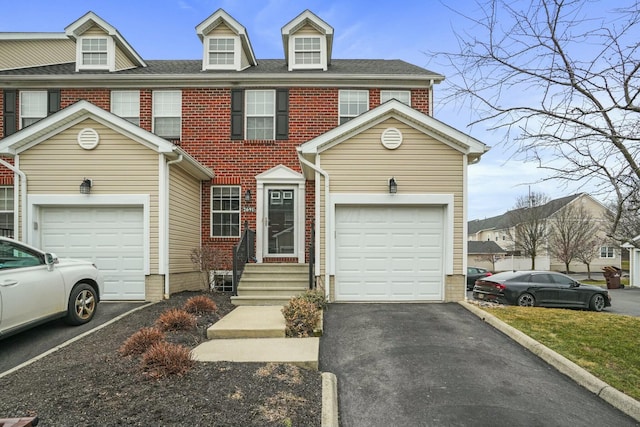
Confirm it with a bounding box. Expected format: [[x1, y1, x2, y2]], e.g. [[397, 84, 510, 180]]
[[20, 91, 47, 118], [112, 91, 140, 118], [339, 90, 368, 123], [247, 117, 274, 139], [246, 90, 275, 115], [212, 186, 241, 237], [380, 90, 411, 106], [154, 118, 180, 138]]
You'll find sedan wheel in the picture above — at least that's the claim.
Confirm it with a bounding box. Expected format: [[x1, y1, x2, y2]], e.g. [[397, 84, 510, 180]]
[[517, 292, 535, 307], [65, 283, 98, 325], [589, 294, 606, 312]]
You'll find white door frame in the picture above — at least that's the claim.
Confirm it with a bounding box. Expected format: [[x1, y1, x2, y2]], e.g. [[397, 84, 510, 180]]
[[255, 165, 305, 263]]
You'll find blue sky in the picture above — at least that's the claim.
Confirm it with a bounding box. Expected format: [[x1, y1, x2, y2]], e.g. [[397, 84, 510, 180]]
[[1, 0, 597, 219]]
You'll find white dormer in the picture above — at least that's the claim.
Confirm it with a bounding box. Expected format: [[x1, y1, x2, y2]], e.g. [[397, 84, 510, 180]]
[[281, 10, 333, 71], [196, 9, 257, 71], [65, 12, 146, 72]]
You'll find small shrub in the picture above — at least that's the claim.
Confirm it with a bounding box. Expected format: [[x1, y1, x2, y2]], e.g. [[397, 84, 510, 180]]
[[118, 327, 165, 357], [299, 288, 327, 310], [183, 295, 218, 315], [281, 297, 320, 338], [155, 308, 197, 332], [140, 341, 194, 378]]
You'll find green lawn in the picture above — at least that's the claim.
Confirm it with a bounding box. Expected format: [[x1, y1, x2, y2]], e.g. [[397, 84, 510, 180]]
[[482, 306, 640, 401]]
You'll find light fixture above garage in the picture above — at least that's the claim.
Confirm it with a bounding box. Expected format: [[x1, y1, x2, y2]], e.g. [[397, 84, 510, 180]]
[[80, 178, 92, 194], [389, 177, 397, 194]]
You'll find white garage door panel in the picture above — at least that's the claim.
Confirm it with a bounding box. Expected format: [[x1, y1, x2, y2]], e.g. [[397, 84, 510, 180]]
[[41, 207, 145, 300], [335, 205, 444, 301]]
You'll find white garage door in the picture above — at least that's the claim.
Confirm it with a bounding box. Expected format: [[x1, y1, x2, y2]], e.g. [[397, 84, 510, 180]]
[[335, 205, 444, 301], [40, 206, 145, 301]]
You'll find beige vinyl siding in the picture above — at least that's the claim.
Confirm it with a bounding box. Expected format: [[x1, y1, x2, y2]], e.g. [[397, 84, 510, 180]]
[[295, 23, 321, 35], [18, 118, 160, 273], [0, 39, 75, 70], [209, 23, 235, 36], [168, 165, 202, 272], [83, 26, 108, 36], [115, 47, 136, 71], [319, 117, 465, 275]]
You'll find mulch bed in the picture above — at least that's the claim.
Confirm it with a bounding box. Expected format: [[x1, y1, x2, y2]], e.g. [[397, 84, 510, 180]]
[[0, 291, 322, 426]]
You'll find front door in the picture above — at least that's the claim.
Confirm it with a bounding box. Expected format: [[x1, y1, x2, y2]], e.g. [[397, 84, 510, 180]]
[[265, 188, 296, 256]]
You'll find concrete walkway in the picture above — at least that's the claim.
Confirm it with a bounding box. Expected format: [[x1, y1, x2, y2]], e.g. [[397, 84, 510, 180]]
[[190, 305, 320, 369]]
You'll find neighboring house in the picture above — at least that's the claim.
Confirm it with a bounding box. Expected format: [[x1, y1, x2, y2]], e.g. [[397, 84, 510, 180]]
[[468, 193, 619, 273], [622, 237, 639, 287], [467, 240, 507, 271], [0, 9, 488, 302]]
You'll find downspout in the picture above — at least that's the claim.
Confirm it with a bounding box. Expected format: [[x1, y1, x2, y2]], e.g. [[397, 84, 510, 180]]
[[0, 158, 27, 241], [163, 154, 183, 298], [296, 149, 331, 300]]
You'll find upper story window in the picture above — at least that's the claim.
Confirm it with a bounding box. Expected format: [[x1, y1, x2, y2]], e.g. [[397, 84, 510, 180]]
[[111, 90, 140, 126], [211, 186, 240, 237], [293, 36, 321, 66], [19, 91, 47, 128], [82, 38, 107, 65], [207, 38, 235, 66], [381, 90, 411, 106], [600, 246, 615, 258], [153, 90, 181, 139], [76, 36, 114, 71], [339, 90, 369, 125], [246, 90, 275, 140]]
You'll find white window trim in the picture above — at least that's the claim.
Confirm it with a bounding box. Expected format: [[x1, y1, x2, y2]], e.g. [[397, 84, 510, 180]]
[[245, 89, 276, 140], [19, 91, 47, 129], [76, 36, 115, 72], [202, 35, 241, 71], [381, 90, 412, 106], [290, 35, 326, 71], [111, 90, 140, 125], [211, 185, 241, 238], [152, 90, 182, 139], [339, 90, 369, 125], [600, 246, 616, 259]]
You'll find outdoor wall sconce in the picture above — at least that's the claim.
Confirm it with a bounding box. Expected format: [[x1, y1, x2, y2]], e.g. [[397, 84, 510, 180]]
[[80, 178, 92, 194], [389, 177, 397, 194], [243, 189, 255, 212]]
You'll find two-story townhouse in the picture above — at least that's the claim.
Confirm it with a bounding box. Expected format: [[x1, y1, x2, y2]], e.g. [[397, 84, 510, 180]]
[[468, 193, 619, 273], [0, 9, 488, 303]]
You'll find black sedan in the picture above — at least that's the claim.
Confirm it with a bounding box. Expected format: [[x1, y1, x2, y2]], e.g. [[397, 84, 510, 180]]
[[466, 267, 492, 290], [472, 270, 611, 311]]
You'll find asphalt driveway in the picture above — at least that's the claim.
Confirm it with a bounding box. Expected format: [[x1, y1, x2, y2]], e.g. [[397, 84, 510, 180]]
[[319, 303, 639, 427], [0, 301, 146, 374]]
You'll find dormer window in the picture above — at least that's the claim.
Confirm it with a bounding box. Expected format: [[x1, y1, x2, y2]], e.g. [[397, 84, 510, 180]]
[[294, 36, 321, 67], [205, 37, 238, 69], [81, 38, 107, 66], [76, 36, 114, 71]]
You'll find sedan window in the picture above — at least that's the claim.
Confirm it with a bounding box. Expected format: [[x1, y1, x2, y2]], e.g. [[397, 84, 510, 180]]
[[529, 274, 554, 284], [0, 240, 44, 269], [550, 274, 575, 286]]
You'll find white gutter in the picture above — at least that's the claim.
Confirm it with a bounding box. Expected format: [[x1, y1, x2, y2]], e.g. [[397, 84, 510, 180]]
[[296, 148, 331, 300], [0, 158, 27, 241], [163, 154, 183, 298]]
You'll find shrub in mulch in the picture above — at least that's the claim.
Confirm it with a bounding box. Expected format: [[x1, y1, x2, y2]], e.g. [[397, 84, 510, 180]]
[[140, 341, 194, 378], [282, 297, 321, 338], [118, 327, 166, 357], [155, 308, 197, 331], [182, 294, 218, 315]]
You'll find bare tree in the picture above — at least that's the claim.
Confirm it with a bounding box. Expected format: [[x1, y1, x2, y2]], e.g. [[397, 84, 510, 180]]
[[605, 199, 640, 246], [506, 192, 550, 269], [435, 0, 640, 234], [474, 253, 501, 271], [548, 203, 599, 273], [575, 236, 600, 279]]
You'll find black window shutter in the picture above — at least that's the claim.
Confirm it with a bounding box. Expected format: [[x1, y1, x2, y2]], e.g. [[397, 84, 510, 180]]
[[48, 89, 60, 115], [275, 89, 289, 140], [231, 89, 244, 140], [3, 90, 17, 137]]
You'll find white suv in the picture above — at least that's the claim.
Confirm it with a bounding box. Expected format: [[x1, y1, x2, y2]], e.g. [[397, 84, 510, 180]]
[[0, 237, 104, 339]]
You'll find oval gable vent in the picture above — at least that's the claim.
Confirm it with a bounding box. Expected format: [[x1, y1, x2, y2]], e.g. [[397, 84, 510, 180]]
[[381, 127, 403, 150], [77, 128, 100, 150]]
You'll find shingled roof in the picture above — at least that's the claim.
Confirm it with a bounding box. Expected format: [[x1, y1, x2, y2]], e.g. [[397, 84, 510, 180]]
[[468, 193, 584, 235], [468, 240, 507, 254]]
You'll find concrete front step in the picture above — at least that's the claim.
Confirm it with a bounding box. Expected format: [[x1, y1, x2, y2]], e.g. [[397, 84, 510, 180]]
[[231, 295, 298, 306], [238, 286, 308, 297], [207, 306, 285, 339], [191, 337, 320, 370]]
